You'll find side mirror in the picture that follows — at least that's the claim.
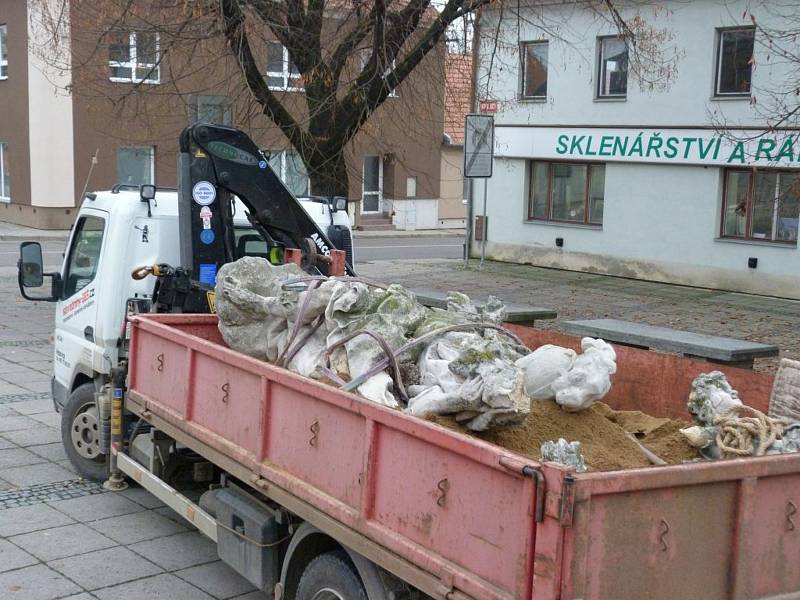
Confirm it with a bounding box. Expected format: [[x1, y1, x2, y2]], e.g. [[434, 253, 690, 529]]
[[19, 242, 44, 288], [140, 184, 156, 201], [18, 241, 60, 302], [329, 196, 347, 212]]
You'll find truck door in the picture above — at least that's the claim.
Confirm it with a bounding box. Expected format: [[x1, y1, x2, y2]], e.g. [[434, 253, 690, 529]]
[[54, 210, 108, 391]]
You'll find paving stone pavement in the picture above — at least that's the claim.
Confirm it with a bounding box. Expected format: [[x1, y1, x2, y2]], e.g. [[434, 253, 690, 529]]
[[0, 256, 798, 598], [0, 275, 260, 598], [358, 258, 800, 375]]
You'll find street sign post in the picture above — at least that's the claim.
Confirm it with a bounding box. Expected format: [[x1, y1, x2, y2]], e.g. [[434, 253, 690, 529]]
[[464, 114, 494, 268]]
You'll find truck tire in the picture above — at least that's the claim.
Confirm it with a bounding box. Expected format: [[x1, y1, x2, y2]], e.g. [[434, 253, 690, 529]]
[[296, 551, 368, 600], [61, 383, 108, 481]]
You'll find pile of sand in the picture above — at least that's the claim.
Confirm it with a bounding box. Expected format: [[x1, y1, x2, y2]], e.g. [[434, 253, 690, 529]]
[[428, 400, 699, 471]]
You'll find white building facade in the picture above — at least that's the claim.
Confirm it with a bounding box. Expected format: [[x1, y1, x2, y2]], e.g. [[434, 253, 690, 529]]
[[475, 1, 800, 298]]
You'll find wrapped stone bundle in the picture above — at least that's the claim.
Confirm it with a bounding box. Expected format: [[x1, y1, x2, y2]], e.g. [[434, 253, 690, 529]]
[[215, 257, 538, 430]]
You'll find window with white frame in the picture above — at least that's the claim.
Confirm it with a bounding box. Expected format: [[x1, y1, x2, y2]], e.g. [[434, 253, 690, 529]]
[[109, 31, 160, 84], [521, 41, 548, 99], [0, 143, 9, 202], [0, 25, 8, 79], [715, 27, 755, 97], [597, 36, 628, 98], [116, 147, 154, 187], [267, 149, 310, 197], [266, 42, 301, 91], [357, 49, 398, 97]]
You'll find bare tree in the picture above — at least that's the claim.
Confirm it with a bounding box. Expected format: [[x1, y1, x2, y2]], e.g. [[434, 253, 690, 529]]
[[741, 1, 800, 129], [30, 0, 677, 198]]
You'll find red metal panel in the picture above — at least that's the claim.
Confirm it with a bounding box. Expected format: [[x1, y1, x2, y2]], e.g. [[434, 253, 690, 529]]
[[745, 473, 800, 598], [567, 482, 738, 599], [128, 314, 545, 600], [506, 325, 773, 419], [129, 332, 189, 419], [370, 424, 535, 595], [189, 352, 263, 458], [266, 382, 366, 511], [560, 456, 800, 599]]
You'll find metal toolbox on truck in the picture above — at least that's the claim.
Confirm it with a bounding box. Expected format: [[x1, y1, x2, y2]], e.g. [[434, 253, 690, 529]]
[[126, 314, 800, 600]]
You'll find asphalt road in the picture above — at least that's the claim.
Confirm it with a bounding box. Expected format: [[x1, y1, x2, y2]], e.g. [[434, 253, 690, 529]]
[[0, 236, 464, 275], [354, 235, 465, 262], [0, 236, 465, 274]]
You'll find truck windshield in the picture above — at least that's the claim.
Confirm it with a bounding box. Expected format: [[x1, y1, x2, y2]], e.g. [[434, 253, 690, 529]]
[[63, 216, 105, 298]]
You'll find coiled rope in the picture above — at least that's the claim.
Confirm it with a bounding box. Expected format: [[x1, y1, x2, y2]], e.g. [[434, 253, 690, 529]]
[[714, 405, 791, 457]]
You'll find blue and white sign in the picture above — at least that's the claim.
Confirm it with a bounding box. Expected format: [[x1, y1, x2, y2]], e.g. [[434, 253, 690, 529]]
[[258, 160, 268, 170], [192, 181, 217, 206], [200, 229, 215, 245]]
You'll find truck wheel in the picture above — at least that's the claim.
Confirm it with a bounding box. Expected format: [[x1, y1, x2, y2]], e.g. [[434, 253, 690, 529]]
[[296, 551, 368, 600], [61, 383, 108, 481]]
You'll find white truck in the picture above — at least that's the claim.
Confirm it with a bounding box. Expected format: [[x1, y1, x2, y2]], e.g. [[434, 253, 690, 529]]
[[19, 183, 353, 480]]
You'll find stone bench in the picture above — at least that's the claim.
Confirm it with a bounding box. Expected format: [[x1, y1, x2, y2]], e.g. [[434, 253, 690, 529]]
[[411, 288, 557, 327], [563, 318, 779, 369]]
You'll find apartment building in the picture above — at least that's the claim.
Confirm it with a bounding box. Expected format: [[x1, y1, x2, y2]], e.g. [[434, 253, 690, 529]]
[[475, 0, 800, 298], [0, 0, 464, 230]]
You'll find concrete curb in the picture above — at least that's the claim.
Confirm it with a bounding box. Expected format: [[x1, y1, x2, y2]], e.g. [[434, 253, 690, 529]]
[[0, 233, 69, 242], [0, 222, 70, 243], [354, 229, 466, 239]]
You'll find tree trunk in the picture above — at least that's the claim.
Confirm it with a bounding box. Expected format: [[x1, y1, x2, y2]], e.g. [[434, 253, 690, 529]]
[[306, 150, 360, 226], [307, 150, 349, 197]]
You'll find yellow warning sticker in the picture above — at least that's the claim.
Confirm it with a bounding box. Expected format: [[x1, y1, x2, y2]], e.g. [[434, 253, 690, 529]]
[[195, 149, 207, 158], [206, 291, 216, 313]]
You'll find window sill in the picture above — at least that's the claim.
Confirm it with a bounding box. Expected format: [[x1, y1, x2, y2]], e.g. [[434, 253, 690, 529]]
[[109, 77, 161, 85], [268, 86, 303, 93], [0, 76, 7, 81], [710, 94, 751, 101], [524, 219, 602, 231], [594, 96, 626, 102], [714, 237, 797, 249], [518, 96, 547, 103]]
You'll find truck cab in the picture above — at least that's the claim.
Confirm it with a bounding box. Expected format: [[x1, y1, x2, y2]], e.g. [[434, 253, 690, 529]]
[[18, 185, 353, 479]]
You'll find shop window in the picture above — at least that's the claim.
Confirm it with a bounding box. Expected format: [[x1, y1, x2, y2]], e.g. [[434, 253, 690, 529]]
[[0, 142, 9, 202], [117, 146, 154, 187], [190, 95, 232, 125], [0, 25, 8, 79], [528, 161, 605, 225], [715, 28, 755, 97], [267, 42, 301, 91], [521, 41, 548, 99], [722, 169, 799, 244], [597, 36, 628, 98], [109, 31, 160, 84], [267, 149, 310, 197]]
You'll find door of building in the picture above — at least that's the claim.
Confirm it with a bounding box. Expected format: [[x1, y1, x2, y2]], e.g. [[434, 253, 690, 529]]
[[362, 156, 382, 214]]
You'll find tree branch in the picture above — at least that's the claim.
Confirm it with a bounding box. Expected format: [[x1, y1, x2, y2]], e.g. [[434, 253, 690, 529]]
[[220, 0, 308, 151]]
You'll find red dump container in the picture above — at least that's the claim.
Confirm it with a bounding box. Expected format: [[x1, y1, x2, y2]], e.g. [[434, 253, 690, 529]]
[[127, 314, 800, 600]]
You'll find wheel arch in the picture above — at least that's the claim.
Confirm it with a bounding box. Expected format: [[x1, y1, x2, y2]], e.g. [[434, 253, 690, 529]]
[[71, 371, 94, 392], [280, 522, 398, 600]]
